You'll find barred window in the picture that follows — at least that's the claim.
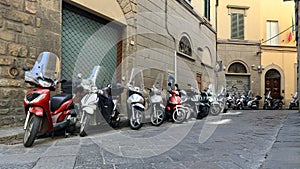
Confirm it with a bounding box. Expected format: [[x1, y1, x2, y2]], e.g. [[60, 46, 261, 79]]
[[179, 36, 192, 56], [228, 62, 247, 73]]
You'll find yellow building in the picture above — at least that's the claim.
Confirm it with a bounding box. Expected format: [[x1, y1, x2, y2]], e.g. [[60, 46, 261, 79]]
[[214, 0, 297, 107]]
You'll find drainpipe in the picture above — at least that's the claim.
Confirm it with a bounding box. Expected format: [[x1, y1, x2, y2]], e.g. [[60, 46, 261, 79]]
[[165, 0, 177, 82], [215, 0, 219, 92]]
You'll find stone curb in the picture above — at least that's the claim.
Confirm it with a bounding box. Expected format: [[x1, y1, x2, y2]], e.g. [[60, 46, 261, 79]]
[[0, 127, 24, 145]]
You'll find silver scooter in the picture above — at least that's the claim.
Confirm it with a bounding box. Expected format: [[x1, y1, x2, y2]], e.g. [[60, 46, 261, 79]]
[[147, 73, 165, 126]]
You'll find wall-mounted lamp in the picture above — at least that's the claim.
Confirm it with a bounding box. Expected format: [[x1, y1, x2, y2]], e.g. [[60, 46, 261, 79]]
[[197, 47, 203, 62], [256, 51, 262, 55], [251, 64, 264, 73]]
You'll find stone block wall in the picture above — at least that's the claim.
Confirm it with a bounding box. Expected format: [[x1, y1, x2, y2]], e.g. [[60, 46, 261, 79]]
[[136, 0, 216, 89], [217, 41, 261, 96], [0, 0, 61, 128]]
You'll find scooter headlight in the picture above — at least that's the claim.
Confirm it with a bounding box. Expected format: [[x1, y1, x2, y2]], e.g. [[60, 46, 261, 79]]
[[38, 79, 52, 87], [25, 93, 46, 104]]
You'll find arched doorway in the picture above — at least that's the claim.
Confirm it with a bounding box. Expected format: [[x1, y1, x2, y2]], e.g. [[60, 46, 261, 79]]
[[226, 62, 250, 94], [265, 69, 281, 99]]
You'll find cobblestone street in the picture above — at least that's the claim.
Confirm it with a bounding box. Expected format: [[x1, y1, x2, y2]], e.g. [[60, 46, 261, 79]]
[[0, 110, 299, 169]]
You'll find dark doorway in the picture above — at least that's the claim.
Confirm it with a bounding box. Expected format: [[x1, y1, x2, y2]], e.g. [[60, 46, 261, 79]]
[[265, 69, 281, 99], [196, 73, 202, 91]]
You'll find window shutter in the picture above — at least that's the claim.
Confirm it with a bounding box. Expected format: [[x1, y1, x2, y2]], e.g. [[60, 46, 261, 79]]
[[231, 13, 238, 39], [231, 13, 244, 40], [238, 13, 244, 39]]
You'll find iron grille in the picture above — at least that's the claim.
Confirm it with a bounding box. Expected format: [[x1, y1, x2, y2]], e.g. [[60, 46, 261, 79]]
[[62, 6, 118, 88]]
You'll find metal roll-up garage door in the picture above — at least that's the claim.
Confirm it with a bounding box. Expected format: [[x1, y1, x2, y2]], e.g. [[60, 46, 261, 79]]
[[62, 4, 120, 86], [226, 75, 250, 95]]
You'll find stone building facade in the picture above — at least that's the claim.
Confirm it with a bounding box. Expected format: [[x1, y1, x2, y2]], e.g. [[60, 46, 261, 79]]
[[0, 0, 61, 128], [0, 0, 216, 128]]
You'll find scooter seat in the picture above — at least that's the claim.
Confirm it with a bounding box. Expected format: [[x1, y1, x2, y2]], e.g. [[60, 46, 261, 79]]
[[51, 94, 72, 112]]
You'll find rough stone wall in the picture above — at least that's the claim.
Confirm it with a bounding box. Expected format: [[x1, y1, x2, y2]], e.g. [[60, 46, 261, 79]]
[[0, 0, 61, 128]]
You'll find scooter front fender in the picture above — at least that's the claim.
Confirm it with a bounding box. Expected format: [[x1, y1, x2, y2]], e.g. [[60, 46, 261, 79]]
[[82, 106, 95, 115], [131, 103, 145, 110], [29, 107, 44, 117], [24, 107, 44, 130]]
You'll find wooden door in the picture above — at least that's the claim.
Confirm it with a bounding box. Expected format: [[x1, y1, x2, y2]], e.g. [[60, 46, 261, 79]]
[[196, 73, 202, 91], [265, 69, 281, 99]]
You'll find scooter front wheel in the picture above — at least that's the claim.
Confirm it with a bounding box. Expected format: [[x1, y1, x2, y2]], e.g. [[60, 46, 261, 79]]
[[210, 102, 221, 116], [23, 114, 41, 147], [172, 108, 186, 124], [129, 108, 144, 130], [79, 113, 90, 137], [150, 108, 165, 126]]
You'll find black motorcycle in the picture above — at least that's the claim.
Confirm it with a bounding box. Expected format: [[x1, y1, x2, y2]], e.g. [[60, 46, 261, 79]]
[[263, 91, 284, 110], [98, 83, 124, 128], [197, 90, 210, 119]]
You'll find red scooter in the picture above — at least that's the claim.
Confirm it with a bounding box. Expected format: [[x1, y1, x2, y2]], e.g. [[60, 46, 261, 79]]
[[23, 52, 77, 147], [165, 83, 187, 123]]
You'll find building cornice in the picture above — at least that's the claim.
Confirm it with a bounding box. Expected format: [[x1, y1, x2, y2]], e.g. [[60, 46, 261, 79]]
[[261, 45, 297, 52], [227, 5, 250, 10], [217, 39, 260, 46]]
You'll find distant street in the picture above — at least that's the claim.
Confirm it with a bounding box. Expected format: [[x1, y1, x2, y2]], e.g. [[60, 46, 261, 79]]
[[0, 110, 298, 169]]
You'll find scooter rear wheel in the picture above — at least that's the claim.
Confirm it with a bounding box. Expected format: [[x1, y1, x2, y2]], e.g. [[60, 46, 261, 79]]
[[23, 114, 41, 147]]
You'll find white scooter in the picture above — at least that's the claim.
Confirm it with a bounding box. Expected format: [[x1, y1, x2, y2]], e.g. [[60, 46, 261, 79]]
[[127, 69, 146, 130]]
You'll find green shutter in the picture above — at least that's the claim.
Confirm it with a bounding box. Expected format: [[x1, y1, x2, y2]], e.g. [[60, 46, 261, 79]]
[[238, 13, 244, 39], [231, 13, 238, 39], [231, 13, 244, 40], [62, 7, 118, 87]]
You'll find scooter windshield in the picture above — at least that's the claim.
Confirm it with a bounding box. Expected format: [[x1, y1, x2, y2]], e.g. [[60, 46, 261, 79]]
[[153, 73, 164, 91], [30, 52, 61, 81], [293, 92, 298, 98], [128, 68, 144, 93]]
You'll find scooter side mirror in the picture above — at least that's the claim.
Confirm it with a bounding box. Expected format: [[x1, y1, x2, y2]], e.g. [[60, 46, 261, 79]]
[[22, 66, 30, 71]]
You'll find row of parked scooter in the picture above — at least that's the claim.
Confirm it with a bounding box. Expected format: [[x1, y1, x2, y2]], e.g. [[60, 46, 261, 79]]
[[224, 90, 286, 111], [72, 66, 225, 136], [22, 52, 225, 147], [21, 52, 296, 147]]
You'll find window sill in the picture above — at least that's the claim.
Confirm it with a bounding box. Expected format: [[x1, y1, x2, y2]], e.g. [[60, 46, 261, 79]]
[[228, 39, 247, 42], [177, 51, 195, 61]]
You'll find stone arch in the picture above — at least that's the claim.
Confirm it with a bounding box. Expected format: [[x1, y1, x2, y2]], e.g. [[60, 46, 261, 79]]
[[226, 60, 250, 74], [201, 47, 212, 67]]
